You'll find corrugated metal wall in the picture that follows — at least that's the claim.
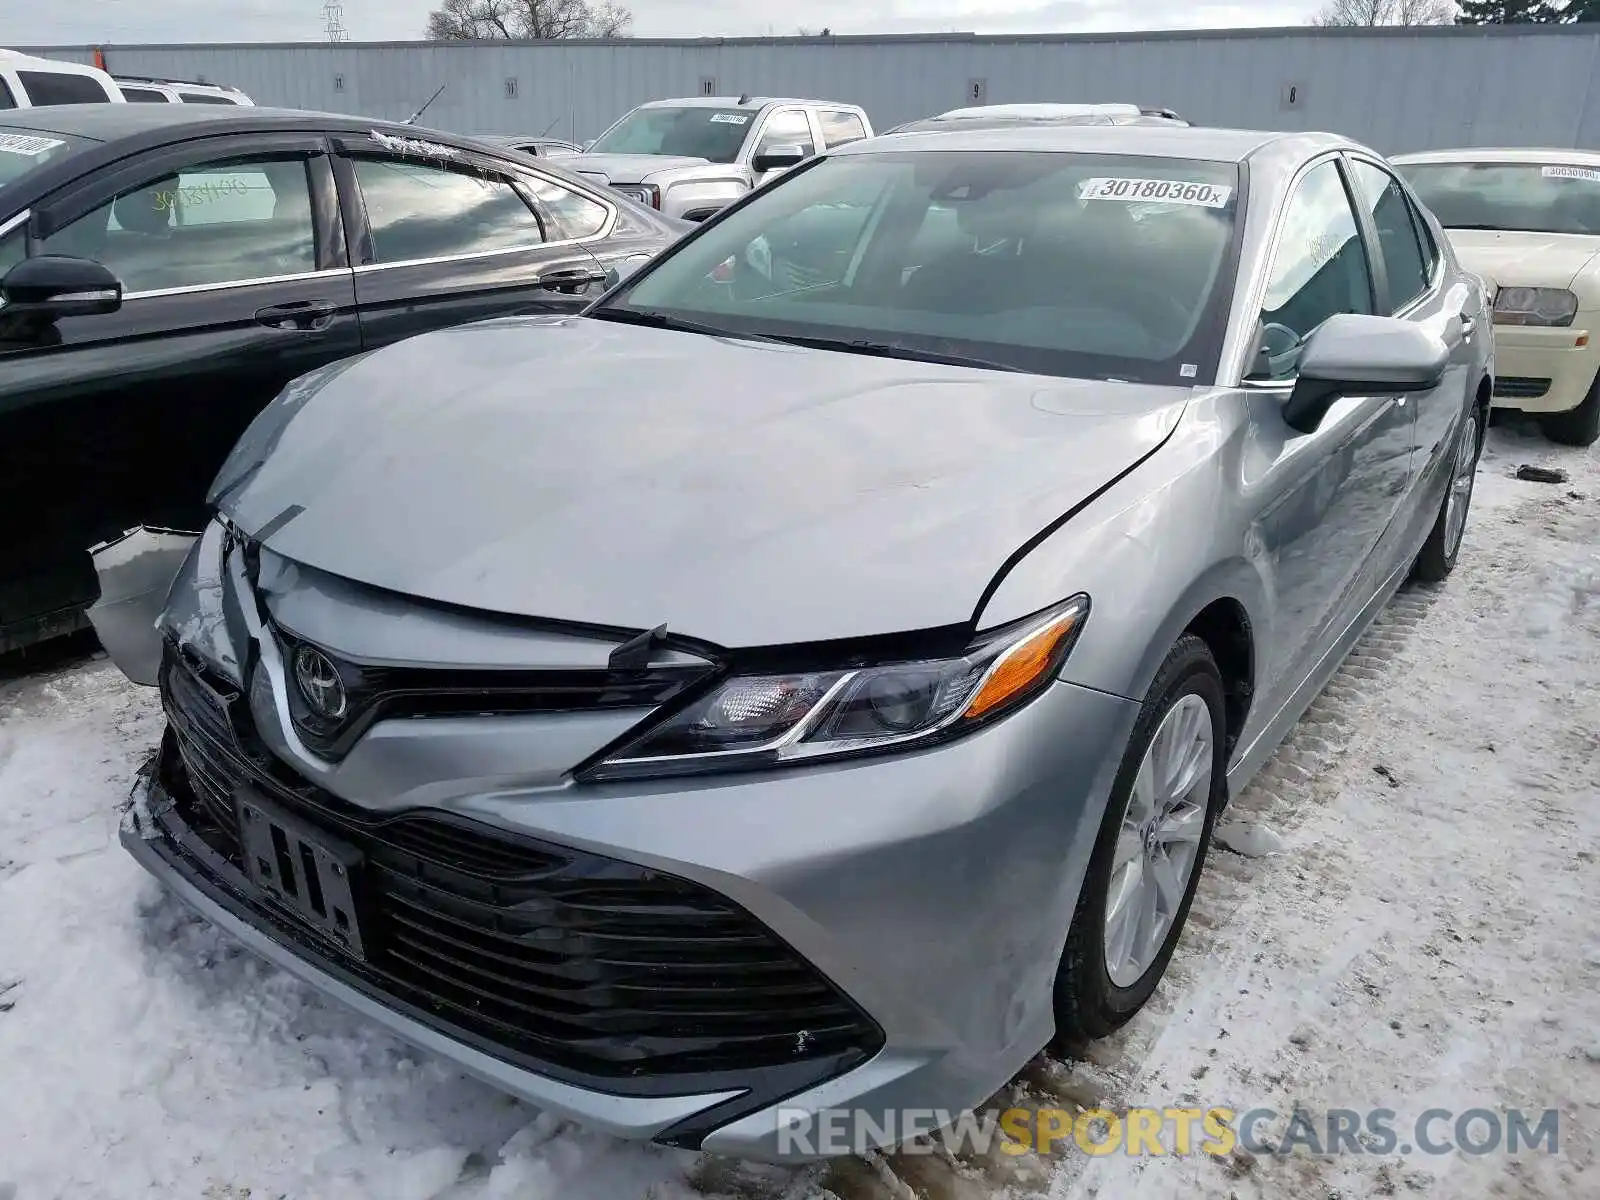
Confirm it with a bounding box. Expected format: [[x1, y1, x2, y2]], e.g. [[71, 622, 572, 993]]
[[19, 26, 1600, 154]]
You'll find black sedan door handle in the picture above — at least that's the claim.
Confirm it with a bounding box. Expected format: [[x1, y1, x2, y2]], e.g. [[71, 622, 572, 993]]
[[255, 300, 338, 331], [536, 267, 607, 293]]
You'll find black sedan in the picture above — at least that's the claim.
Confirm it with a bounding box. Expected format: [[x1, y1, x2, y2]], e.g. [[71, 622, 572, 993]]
[[0, 104, 683, 652]]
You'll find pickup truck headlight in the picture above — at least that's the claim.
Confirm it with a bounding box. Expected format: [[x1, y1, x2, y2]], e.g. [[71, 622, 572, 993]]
[[1493, 286, 1578, 327], [578, 596, 1089, 780], [611, 183, 660, 209]]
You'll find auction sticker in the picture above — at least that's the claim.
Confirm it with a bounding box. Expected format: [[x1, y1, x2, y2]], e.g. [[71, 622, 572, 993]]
[[0, 133, 66, 157], [708, 113, 750, 124], [1541, 164, 1600, 182], [1078, 177, 1232, 208]]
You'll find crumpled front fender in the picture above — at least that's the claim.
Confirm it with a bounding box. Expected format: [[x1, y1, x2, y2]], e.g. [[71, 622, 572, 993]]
[[85, 526, 200, 686]]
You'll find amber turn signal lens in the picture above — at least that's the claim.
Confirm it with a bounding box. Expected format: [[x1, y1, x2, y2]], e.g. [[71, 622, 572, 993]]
[[961, 610, 1084, 721]]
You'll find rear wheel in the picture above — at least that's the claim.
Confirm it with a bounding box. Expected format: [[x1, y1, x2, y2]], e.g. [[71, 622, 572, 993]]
[[1540, 374, 1600, 447], [1412, 408, 1481, 584], [1052, 635, 1226, 1044]]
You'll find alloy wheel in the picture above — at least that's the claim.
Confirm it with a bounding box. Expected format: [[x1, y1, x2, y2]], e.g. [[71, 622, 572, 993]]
[[1103, 693, 1214, 988]]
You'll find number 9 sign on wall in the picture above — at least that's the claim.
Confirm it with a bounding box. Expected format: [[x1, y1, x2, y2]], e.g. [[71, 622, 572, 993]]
[[1077, 177, 1233, 208]]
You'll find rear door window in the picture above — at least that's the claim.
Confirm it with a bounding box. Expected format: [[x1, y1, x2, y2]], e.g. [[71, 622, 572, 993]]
[[817, 110, 869, 149], [349, 156, 548, 263], [119, 86, 171, 103], [0, 78, 15, 110], [17, 71, 114, 105], [1348, 159, 1432, 313]]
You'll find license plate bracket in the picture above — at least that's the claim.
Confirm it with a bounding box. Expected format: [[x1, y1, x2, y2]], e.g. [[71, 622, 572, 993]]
[[237, 789, 367, 960]]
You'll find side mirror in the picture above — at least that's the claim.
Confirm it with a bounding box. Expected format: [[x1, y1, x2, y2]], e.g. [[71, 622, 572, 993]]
[[1282, 313, 1448, 434], [602, 255, 651, 291], [752, 144, 806, 175], [1, 254, 123, 319]]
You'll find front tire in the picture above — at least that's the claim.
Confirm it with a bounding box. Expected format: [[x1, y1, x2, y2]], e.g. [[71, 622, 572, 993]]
[[1540, 373, 1600, 447], [1412, 408, 1481, 584], [1052, 634, 1226, 1045]]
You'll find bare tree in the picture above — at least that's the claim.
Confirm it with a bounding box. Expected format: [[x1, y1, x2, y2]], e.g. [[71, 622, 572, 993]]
[[1309, 0, 1457, 23], [426, 0, 632, 39]]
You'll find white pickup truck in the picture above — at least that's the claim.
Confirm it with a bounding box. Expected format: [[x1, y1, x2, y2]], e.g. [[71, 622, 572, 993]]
[[568, 95, 873, 222]]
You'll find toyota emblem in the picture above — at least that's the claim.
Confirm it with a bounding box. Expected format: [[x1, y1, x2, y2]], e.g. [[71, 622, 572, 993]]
[[293, 645, 347, 719]]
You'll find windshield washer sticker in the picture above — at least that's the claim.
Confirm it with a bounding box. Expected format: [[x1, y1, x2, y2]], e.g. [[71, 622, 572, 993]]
[[1541, 164, 1600, 183], [708, 113, 750, 124], [371, 129, 461, 160], [1077, 177, 1232, 208], [0, 133, 67, 158]]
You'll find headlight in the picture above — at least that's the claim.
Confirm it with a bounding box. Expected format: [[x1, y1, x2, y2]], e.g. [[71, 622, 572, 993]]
[[1493, 286, 1578, 327], [578, 595, 1089, 781], [612, 183, 660, 209]]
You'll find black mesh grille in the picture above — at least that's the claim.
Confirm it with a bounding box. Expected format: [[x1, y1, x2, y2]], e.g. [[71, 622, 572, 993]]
[[1493, 376, 1552, 399], [157, 646, 882, 1082]]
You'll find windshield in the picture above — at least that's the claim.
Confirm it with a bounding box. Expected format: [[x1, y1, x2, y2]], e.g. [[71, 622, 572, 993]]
[[595, 150, 1243, 385], [587, 106, 755, 163], [1399, 161, 1600, 235], [0, 128, 89, 191]]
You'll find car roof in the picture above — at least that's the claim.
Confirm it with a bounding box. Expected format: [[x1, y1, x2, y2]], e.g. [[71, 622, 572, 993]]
[[936, 102, 1143, 120], [637, 96, 855, 110], [1390, 146, 1600, 167], [0, 103, 442, 143], [854, 122, 1338, 163]]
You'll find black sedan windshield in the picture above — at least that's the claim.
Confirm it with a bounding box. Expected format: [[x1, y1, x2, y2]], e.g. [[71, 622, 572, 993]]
[[587, 106, 754, 163], [0, 127, 89, 191], [596, 150, 1242, 385], [1400, 161, 1600, 235]]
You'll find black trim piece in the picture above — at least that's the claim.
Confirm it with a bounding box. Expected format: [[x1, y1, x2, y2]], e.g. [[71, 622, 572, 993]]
[[327, 150, 373, 267], [1336, 152, 1388, 317], [306, 150, 347, 271], [272, 625, 711, 761]]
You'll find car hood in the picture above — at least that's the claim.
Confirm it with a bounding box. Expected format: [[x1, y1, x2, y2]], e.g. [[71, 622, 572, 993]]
[[567, 153, 719, 183], [1443, 228, 1600, 292], [211, 316, 1189, 648]]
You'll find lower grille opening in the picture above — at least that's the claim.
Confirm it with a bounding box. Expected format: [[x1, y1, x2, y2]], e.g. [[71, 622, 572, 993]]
[[156, 646, 885, 1085], [1494, 376, 1551, 399]]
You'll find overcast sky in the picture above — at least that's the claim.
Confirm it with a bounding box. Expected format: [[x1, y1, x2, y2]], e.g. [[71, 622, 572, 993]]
[[5, 0, 1315, 45]]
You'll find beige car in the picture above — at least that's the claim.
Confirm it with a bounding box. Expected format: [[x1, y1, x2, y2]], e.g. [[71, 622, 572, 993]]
[[1393, 147, 1600, 446]]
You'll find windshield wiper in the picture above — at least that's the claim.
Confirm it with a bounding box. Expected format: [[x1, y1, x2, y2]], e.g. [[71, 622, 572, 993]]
[[586, 307, 782, 343], [772, 335, 1028, 373]]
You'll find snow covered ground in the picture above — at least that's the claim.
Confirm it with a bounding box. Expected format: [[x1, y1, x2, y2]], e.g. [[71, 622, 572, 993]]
[[0, 423, 1594, 1200]]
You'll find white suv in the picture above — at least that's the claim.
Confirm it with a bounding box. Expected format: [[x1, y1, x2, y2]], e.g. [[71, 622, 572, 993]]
[[113, 76, 254, 106], [0, 49, 123, 107]]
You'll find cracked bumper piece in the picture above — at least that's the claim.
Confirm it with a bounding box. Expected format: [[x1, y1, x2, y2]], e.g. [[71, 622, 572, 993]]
[[123, 643, 1138, 1161]]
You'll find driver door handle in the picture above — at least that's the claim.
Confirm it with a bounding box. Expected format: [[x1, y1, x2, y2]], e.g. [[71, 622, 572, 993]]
[[255, 300, 337, 331]]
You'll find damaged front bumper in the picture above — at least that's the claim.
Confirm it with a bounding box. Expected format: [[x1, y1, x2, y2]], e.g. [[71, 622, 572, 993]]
[[118, 731, 759, 1143]]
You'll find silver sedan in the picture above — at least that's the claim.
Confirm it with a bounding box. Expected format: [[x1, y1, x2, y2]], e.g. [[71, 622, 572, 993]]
[[105, 123, 1492, 1163]]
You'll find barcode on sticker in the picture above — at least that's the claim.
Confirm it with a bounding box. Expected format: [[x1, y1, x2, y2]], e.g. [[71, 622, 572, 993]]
[[708, 113, 749, 124], [1078, 177, 1232, 208], [0, 133, 66, 157], [1541, 164, 1600, 183]]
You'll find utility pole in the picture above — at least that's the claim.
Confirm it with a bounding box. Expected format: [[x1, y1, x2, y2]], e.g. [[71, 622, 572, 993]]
[[322, 1, 348, 42]]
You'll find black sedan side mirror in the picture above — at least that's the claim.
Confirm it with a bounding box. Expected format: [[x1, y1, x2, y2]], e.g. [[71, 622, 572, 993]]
[[1283, 313, 1448, 434], [752, 144, 807, 175], [1, 255, 123, 319]]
